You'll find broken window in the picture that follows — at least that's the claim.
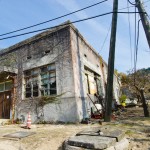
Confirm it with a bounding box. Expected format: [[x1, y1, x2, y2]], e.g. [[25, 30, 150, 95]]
[[33, 83, 39, 97], [24, 69, 39, 98], [24, 63, 56, 98], [84, 67, 103, 96], [88, 75, 97, 94], [0, 83, 4, 92], [5, 81, 13, 91], [0, 81, 13, 92], [95, 77, 103, 96], [25, 84, 32, 98], [41, 63, 56, 96], [85, 74, 90, 94]]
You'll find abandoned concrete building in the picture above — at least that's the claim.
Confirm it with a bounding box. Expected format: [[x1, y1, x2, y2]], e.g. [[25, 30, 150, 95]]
[[0, 21, 121, 123]]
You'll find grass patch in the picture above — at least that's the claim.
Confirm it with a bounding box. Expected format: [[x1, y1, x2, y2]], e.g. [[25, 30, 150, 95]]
[[125, 130, 134, 135], [119, 123, 134, 128]]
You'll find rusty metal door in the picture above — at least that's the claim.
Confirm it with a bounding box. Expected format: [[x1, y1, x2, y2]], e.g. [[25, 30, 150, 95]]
[[0, 91, 11, 119]]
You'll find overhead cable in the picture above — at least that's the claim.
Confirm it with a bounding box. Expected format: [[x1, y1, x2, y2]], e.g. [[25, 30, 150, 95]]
[[0, 11, 146, 41], [127, 0, 133, 69], [0, 0, 109, 37]]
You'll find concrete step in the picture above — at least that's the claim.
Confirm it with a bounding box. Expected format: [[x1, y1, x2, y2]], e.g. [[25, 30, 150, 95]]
[[64, 127, 129, 150]]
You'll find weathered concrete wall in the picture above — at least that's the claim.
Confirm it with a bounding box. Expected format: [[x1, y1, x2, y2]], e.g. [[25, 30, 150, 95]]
[[70, 27, 106, 120], [16, 97, 79, 123], [43, 97, 78, 123], [1, 26, 80, 123]]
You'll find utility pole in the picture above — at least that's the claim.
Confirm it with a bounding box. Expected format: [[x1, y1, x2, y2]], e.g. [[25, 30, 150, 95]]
[[104, 0, 118, 122], [136, 0, 150, 48]]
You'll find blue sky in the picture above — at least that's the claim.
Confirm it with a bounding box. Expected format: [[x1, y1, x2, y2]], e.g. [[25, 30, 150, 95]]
[[0, 0, 149, 73]]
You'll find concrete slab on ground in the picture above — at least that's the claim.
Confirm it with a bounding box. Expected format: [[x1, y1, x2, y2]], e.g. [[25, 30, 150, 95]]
[[100, 127, 125, 142], [76, 127, 100, 136], [3, 131, 36, 139], [76, 127, 125, 142], [65, 137, 129, 150], [67, 135, 116, 149], [65, 127, 128, 150]]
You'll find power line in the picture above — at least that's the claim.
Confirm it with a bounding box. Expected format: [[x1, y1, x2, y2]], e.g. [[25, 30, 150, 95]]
[[100, 3, 138, 52], [134, 6, 137, 72], [135, 19, 141, 66], [0, 0, 109, 37], [0, 12, 112, 41], [0, 11, 146, 41], [127, 0, 133, 69], [118, 5, 134, 10], [128, 0, 136, 6], [127, 0, 150, 6], [100, 23, 111, 51], [133, 4, 138, 84]]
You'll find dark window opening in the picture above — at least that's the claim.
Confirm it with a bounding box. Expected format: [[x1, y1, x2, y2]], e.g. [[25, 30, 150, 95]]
[[44, 50, 50, 54], [33, 84, 39, 97], [85, 74, 90, 94], [41, 66, 48, 72], [27, 56, 32, 60], [26, 84, 31, 98], [24, 63, 56, 98], [25, 71, 31, 76], [84, 54, 87, 58], [50, 81, 56, 95]]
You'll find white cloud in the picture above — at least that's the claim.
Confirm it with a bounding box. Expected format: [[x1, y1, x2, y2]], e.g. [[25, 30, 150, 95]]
[[46, 0, 150, 72], [53, 0, 110, 35]]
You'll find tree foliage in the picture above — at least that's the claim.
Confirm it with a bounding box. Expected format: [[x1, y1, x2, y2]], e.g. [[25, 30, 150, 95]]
[[119, 68, 150, 117], [127, 69, 150, 96], [119, 94, 127, 103]]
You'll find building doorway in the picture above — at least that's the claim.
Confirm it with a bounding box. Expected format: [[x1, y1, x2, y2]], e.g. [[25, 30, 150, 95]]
[[0, 91, 11, 119]]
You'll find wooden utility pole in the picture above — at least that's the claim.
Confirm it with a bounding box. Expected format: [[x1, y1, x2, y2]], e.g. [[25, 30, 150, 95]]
[[136, 0, 150, 48], [104, 0, 118, 122]]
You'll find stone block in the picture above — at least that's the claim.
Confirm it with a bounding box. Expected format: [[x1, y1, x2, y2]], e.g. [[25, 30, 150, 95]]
[[65, 144, 90, 150], [114, 138, 129, 150], [100, 128, 125, 142], [76, 127, 100, 136], [76, 127, 125, 142], [67, 135, 116, 149]]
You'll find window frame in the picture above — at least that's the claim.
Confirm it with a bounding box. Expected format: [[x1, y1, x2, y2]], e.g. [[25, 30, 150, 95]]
[[0, 81, 13, 92], [24, 63, 57, 98], [40, 63, 56, 96]]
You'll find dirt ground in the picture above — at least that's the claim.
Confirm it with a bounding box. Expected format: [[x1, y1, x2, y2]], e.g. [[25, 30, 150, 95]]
[[0, 106, 150, 150]]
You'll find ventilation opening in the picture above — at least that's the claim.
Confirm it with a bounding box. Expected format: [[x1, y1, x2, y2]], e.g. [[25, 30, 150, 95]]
[[27, 56, 32, 60], [84, 54, 87, 58], [44, 50, 50, 54]]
